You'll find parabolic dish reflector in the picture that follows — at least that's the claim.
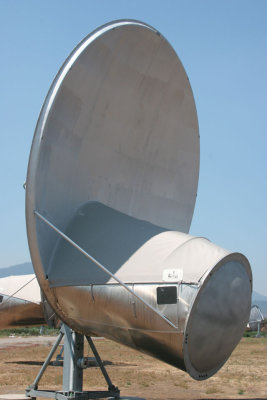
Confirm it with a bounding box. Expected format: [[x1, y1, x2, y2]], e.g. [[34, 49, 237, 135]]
[[26, 20, 252, 381], [26, 20, 199, 273]]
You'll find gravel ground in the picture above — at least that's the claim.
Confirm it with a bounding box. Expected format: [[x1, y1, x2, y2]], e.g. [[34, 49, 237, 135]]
[[0, 336, 266, 400]]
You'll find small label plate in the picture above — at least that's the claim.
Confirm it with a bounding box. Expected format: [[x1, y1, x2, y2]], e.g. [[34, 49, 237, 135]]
[[162, 268, 183, 282]]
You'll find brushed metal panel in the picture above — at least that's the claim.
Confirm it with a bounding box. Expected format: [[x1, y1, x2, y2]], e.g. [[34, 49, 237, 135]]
[[26, 20, 199, 285], [0, 295, 45, 328]]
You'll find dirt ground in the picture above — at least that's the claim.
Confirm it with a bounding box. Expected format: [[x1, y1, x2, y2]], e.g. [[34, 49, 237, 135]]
[[0, 335, 266, 399]]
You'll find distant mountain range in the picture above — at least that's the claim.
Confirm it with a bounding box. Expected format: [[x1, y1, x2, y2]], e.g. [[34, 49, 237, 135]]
[[0, 262, 34, 278], [1, 262, 267, 317], [252, 291, 267, 302]]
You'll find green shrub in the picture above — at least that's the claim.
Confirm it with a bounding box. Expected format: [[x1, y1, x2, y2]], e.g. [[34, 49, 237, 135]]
[[0, 326, 60, 337]]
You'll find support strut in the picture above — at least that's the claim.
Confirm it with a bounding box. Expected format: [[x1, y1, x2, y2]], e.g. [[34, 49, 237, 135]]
[[25, 325, 120, 400]]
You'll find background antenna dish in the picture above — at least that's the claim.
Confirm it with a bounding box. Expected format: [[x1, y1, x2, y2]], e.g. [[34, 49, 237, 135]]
[[26, 20, 252, 382], [249, 305, 264, 336], [0, 274, 57, 328]]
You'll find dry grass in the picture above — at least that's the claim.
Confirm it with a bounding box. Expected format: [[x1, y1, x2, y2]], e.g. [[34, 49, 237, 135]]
[[0, 336, 266, 399]]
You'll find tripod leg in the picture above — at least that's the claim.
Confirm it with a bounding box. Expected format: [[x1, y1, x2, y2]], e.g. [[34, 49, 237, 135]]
[[86, 336, 117, 391], [28, 327, 64, 390]]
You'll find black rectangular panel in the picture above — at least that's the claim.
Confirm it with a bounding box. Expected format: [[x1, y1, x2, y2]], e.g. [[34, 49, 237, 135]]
[[157, 286, 177, 305]]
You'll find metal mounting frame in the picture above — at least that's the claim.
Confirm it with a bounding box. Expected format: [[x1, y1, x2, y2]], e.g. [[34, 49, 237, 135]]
[[25, 325, 120, 400]]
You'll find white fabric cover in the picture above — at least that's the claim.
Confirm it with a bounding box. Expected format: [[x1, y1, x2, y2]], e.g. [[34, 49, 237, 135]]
[[48, 202, 230, 286], [108, 232, 229, 284], [0, 274, 41, 304]]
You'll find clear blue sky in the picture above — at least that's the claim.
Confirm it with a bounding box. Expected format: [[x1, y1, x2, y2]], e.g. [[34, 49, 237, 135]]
[[0, 1, 266, 295]]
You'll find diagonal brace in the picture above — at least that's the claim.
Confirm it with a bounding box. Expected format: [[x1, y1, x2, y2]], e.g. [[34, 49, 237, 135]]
[[86, 336, 116, 391], [28, 326, 64, 390]]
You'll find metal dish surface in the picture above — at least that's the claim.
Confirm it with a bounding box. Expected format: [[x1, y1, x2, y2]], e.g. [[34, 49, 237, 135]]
[[248, 305, 264, 331], [26, 19, 199, 287]]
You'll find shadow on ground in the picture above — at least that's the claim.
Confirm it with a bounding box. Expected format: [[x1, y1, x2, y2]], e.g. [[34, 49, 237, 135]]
[[5, 360, 137, 367]]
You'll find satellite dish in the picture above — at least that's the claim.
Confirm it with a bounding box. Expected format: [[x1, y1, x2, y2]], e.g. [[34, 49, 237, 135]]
[[249, 305, 264, 336], [26, 20, 252, 381], [0, 274, 57, 328]]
